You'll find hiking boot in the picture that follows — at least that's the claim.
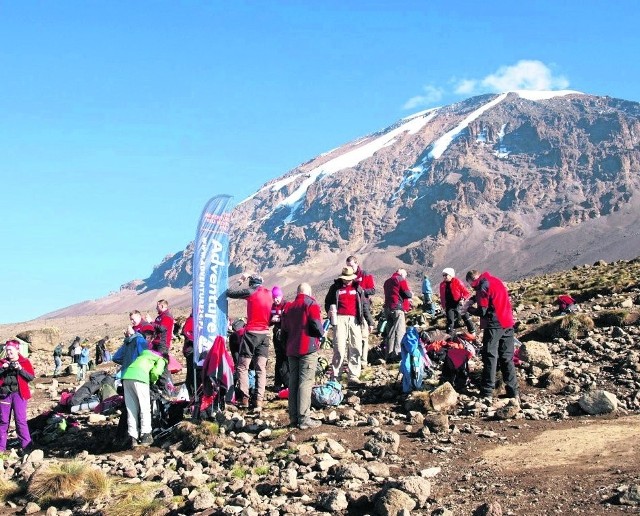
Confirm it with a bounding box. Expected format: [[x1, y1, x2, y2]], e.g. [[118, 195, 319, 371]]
[[298, 418, 322, 430], [239, 396, 250, 409], [130, 436, 141, 448], [139, 433, 154, 447]]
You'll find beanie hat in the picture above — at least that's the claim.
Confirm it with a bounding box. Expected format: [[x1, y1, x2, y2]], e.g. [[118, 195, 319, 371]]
[[272, 286, 283, 298], [140, 324, 155, 335], [4, 340, 20, 351], [442, 267, 455, 277]]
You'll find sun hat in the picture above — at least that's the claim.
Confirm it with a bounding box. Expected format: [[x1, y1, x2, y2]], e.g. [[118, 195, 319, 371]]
[[339, 266, 357, 281]]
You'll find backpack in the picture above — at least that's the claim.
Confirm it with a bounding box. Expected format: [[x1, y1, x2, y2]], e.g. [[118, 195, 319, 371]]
[[311, 380, 344, 408], [399, 326, 425, 393]]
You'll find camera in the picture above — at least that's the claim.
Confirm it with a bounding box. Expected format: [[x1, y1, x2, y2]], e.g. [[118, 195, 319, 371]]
[[8, 361, 19, 370]]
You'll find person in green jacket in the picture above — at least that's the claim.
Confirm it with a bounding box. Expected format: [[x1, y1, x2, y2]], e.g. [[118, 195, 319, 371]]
[[122, 348, 166, 448]]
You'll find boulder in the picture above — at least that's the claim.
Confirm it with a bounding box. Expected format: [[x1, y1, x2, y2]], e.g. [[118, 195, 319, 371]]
[[374, 487, 416, 516], [429, 383, 458, 412], [519, 341, 553, 370], [579, 390, 618, 415]]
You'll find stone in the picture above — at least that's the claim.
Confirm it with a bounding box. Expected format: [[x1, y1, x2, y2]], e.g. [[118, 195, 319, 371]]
[[318, 488, 349, 511], [395, 476, 431, 507], [24, 448, 45, 464], [495, 399, 520, 420], [330, 463, 370, 482], [540, 369, 568, 394], [364, 430, 400, 458], [429, 383, 458, 412], [473, 501, 503, 516], [617, 484, 640, 505], [24, 502, 41, 514], [192, 489, 217, 511], [420, 466, 441, 478], [374, 487, 416, 516], [519, 341, 553, 370], [423, 414, 449, 434], [620, 298, 634, 309], [404, 391, 431, 412], [365, 462, 391, 478], [578, 390, 618, 415]]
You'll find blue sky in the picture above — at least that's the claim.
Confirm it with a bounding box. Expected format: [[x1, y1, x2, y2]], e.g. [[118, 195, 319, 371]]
[[1, 0, 639, 324]]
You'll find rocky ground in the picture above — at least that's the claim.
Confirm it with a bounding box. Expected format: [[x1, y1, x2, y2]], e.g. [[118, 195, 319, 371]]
[[1, 259, 640, 515]]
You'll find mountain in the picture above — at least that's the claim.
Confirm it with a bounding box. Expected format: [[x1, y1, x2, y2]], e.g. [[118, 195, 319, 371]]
[[43, 90, 640, 317]]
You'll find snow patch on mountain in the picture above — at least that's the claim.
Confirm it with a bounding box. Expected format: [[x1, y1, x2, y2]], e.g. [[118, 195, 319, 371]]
[[275, 108, 439, 223]]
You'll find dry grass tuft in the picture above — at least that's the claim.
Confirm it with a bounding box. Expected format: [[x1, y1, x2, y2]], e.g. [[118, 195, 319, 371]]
[[525, 313, 594, 341], [0, 478, 22, 502], [110, 483, 165, 516], [28, 461, 110, 504]]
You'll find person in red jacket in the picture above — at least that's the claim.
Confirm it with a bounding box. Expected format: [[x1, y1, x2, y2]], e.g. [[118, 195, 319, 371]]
[[0, 340, 35, 454], [383, 268, 413, 362], [439, 268, 476, 336], [226, 274, 273, 411], [282, 283, 325, 429], [152, 299, 174, 356], [346, 255, 376, 366], [465, 269, 519, 402]]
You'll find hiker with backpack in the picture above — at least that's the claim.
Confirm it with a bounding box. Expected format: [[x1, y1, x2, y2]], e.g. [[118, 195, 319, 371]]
[[464, 269, 519, 403], [440, 268, 477, 337], [383, 268, 413, 363], [324, 266, 366, 386], [426, 333, 477, 392], [282, 282, 325, 429]]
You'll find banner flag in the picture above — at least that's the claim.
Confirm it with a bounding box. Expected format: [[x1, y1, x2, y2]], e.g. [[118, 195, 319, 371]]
[[192, 194, 234, 367]]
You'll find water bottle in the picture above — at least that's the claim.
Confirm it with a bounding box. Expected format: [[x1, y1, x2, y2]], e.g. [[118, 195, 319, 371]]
[[329, 304, 338, 326]]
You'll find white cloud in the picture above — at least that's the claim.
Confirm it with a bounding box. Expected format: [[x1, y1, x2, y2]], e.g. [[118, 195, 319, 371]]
[[454, 79, 477, 95], [402, 84, 443, 109], [455, 60, 569, 95]]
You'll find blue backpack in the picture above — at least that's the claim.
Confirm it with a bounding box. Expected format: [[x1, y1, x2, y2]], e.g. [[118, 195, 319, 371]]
[[399, 327, 425, 393], [311, 380, 344, 408]]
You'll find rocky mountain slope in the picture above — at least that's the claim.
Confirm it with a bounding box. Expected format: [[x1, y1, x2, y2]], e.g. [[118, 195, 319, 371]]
[[42, 90, 640, 318], [1, 258, 639, 514]]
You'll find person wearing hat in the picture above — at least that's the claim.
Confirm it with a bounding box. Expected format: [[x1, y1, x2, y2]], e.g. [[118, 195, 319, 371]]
[[439, 268, 476, 337], [270, 286, 289, 392], [382, 268, 414, 362], [227, 273, 273, 411], [0, 340, 35, 454], [324, 266, 366, 385]]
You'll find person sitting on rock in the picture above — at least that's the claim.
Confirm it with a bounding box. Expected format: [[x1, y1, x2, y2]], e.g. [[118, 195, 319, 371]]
[[555, 294, 577, 314]]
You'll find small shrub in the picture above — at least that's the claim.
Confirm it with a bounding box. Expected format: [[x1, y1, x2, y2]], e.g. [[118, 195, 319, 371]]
[[230, 466, 248, 479], [594, 310, 630, 328], [254, 465, 270, 476], [173, 420, 220, 450]]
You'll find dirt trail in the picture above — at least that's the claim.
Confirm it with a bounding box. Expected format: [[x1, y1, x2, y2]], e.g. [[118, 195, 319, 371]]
[[483, 415, 640, 473]]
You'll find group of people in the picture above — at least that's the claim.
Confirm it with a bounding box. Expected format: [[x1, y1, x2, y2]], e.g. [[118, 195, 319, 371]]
[[224, 256, 520, 430], [0, 258, 520, 455]]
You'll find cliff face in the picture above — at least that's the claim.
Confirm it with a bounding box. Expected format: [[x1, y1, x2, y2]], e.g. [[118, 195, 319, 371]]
[[128, 91, 640, 295]]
